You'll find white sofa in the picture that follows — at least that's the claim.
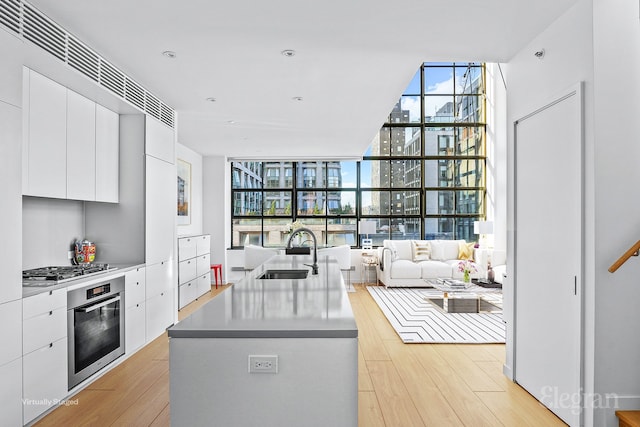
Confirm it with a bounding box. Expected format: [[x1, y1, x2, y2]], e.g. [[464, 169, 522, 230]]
[[375, 239, 506, 288]]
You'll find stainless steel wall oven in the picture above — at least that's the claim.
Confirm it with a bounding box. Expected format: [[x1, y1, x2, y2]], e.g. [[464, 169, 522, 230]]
[[67, 275, 125, 389]]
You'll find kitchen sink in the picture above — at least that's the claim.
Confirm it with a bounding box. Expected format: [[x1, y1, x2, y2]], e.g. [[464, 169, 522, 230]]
[[258, 269, 309, 280]]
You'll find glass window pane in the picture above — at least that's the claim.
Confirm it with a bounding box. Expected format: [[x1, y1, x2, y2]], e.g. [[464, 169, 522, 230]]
[[296, 162, 325, 188], [338, 162, 358, 189], [233, 191, 262, 215], [232, 161, 263, 189], [424, 64, 453, 95], [285, 218, 326, 246], [263, 218, 292, 247], [390, 159, 421, 188], [456, 126, 485, 155], [232, 218, 262, 246], [424, 127, 455, 156], [424, 217, 454, 240], [455, 64, 484, 95], [378, 126, 421, 157], [425, 190, 455, 215], [390, 190, 420, 216], [403, 69, 421, 95], [367, 218, 389, 246], [297, 191, 326, 215], [263, 191, 292, 216], [262, 161, 292, 188], [456, 95, 484, 123], [361, 191, 390, 215], [394, 218, 421, 240], [456, 159, 484, 187], [360, 161, 390, 188], [455, 217, 479, 242], [456, 190, 484, 214], [424, 95, 455, 122], [327, 218, 357, 246], [424, 159, 455, 188], [328, 191, 356, 215], [386, 97, 420, 123]]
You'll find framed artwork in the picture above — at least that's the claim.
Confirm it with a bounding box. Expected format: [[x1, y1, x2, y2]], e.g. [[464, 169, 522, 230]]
[[177, 158, 191, 225]]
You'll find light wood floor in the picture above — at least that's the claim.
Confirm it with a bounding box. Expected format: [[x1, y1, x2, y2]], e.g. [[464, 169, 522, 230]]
[[36, 283, 566, 427]]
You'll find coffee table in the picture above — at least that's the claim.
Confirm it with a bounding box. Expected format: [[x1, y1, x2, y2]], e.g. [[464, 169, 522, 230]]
[[424, 278, 502, 314]]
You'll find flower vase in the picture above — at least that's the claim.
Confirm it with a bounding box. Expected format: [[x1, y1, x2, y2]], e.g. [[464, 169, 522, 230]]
[[463, 269, 470, 283]]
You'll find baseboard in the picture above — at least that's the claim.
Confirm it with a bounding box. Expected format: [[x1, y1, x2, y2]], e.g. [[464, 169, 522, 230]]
[[503, 363, 513, 380]]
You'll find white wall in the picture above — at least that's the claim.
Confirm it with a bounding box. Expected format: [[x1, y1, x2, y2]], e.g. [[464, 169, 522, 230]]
[[176, 143, 203, 237], [504, 0, 640, 425], [592, 0, 640, 423], [203, 156, 228, 281]]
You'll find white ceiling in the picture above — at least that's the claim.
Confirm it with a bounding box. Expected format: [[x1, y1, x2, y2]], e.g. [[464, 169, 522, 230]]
[[28, 0, 578, 159]]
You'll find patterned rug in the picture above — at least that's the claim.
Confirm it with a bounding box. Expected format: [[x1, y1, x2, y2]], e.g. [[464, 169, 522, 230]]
[[367, 285, 505, 344]]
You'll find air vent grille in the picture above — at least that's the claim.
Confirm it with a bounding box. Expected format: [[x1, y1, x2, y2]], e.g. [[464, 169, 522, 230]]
[[0, 0, 175, 129], [124, 78, 144, 111], [0, 0, 20, 34], [22, 2, 66, 61], [68, 36, 99, 82]]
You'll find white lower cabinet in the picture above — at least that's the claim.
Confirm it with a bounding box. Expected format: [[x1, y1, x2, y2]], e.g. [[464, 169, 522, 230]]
[[145, 261, 174, 341], [197, 273, 211, 296], [178, 280, 197, 310], [146, 291, 173, 340], [23, 337, 68, 424], [22, 289, 68, 424], [0, 357, 22, 427], [125, 267, 146, 353], [126, 301, 146, 353], [178, 234, 211, 309]]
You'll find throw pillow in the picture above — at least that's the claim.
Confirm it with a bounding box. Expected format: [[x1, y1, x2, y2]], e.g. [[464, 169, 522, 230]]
[[458, 241, 474, 260], [412, 240, 431, 261]]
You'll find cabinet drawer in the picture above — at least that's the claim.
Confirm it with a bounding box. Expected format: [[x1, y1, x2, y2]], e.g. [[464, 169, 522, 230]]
[[125, 267, 146, 307], [178, 237, 197, 260], [23, 288, 66, 319], [197, 273, 211, 297], [23, 337, 68, 424], [23, 306, 67, 355], [179, 258, 198, 284], [125, 301, 146, 353], [196, 254, 210, 276], [179, 281, 197, 309], [146, 291, 173, 341], [196, 235, 210, 256], [0, 357, 22, 427]]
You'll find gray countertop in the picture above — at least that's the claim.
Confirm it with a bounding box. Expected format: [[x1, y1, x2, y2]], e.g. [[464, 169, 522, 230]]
[[168, 255, 358, 339], [22, 263, 144, 298]]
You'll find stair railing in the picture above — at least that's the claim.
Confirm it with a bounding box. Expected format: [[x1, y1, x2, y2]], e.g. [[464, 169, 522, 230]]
[[608, 240, 640, 273]]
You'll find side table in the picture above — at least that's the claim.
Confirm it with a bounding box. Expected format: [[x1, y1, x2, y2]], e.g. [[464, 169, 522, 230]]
[[361, 253, 379, 284]]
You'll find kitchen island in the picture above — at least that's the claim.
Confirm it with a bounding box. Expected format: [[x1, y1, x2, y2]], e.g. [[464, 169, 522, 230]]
[[168, 254, 358, 427]]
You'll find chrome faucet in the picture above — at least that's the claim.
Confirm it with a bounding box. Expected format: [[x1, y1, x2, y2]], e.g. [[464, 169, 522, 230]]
[[286, 227, 318, 275]]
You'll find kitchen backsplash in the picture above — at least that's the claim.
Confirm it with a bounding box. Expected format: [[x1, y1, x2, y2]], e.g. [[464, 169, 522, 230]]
[[22, 196, 84, 269]]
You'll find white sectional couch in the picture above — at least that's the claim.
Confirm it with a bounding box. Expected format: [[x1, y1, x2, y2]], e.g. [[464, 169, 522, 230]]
[[375, 239, 506, 288]]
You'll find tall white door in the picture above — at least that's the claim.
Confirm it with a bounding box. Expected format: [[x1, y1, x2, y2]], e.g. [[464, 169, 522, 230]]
[[514, 85, 583, 426]]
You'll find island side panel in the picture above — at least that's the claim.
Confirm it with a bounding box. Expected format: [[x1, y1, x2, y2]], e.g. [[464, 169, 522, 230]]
[[170, 337, 358, 427]]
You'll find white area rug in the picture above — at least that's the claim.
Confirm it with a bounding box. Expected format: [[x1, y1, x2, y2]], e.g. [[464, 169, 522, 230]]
[[367, 286, 505, 344]]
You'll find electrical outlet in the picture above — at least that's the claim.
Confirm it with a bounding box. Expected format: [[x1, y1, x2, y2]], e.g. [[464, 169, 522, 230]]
[[248, 355, 278, 374]]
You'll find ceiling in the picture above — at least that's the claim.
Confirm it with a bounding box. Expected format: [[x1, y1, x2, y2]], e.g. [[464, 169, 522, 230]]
[[28, 0, 579, 159]]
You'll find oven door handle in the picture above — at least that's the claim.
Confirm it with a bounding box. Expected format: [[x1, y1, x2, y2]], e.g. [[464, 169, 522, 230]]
[[80, 295, 121, 313]]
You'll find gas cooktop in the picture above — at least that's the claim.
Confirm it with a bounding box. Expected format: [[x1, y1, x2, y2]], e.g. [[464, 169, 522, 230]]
[[23, 264, 117, 286]]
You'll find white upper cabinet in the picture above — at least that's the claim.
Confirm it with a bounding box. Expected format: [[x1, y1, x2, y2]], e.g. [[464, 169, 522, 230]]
[[22, 68, 120, 202], [145, 117, 175, 164], [67, 90, 96, 201], [23, 69, 67, 198], [95, 104, 120, 203]]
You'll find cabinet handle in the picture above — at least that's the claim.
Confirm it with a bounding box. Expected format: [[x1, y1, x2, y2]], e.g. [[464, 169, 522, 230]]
[[49, 311, 53, 316], [136, 303, 139, 307], [49, 343, 53, 348], [161, 292, 164, 296], [49, 291, 53, 296], [137, 281, 140, 285]]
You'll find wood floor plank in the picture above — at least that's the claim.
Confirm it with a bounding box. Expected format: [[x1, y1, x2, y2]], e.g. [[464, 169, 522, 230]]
[[358, 345, 374, 391], [433, 345, 504, 392], [150, 404, 170, 427], [409, 345, 503, 426], [358, 391, 385, 427], [366, 360, 425, 427], [360, 285, 402, 341], [111, 368, 170, 426], [350, 294, 390, 361], [384, 340, 463, 426], [476, 391, 566, 427], [456, 343, 505, 362]]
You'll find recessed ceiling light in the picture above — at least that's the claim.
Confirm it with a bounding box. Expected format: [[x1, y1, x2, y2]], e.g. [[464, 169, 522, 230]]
[[206, 97, 216, 102], [162, 50, 177, 59], [281, 49, 296, 57], [227, 120, 236, 124], [292, 96, 303, 101]]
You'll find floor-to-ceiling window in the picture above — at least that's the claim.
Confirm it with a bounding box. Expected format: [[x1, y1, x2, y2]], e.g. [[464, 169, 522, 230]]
[[230, 62, 486, 248]]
